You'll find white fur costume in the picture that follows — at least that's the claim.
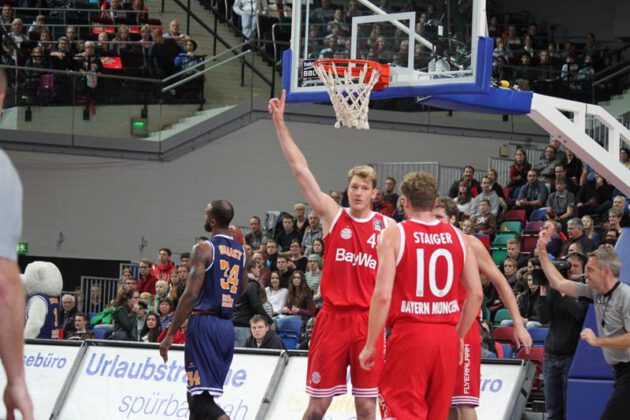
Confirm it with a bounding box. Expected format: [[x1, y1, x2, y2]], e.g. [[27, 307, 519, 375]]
[[23, 261, 63, 339]]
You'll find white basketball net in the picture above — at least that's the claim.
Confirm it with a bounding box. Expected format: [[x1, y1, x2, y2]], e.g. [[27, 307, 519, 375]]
[[314, 61, 380, 130]]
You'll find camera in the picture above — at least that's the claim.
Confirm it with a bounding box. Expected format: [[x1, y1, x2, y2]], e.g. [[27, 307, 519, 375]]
[[532, 260, 571, 286]]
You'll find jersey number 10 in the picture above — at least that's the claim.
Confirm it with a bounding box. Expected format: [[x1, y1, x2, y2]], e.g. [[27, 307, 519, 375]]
[[416, 249, 454, 298]]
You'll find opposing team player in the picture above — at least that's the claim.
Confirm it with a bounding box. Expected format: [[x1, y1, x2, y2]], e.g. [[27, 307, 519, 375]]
[[433, 196, 532, 420], [359, 171, 483, 420], [160, 200, 247, 420], [269, 90, 394, 419]]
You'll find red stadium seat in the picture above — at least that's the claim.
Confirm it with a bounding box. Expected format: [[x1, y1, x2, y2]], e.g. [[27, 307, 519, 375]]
[[503, 209, 526, 222], [493, 326, 517, 349], [517, 346, 545, 391]]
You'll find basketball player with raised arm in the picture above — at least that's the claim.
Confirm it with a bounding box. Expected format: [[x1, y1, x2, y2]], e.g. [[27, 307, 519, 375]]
[[433, 197, 532, 420], [359, 172, 483, 420], [269, 90, 394, 420], [160, 200, 247, 420]]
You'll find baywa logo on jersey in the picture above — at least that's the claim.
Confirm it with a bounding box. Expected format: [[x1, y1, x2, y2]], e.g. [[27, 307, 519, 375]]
[[311, 371, 321, 384], [340, 227, 353, 240], [373, 219, 383, 231]]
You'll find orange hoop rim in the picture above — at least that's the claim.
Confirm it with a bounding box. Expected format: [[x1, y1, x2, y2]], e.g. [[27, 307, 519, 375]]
[[313, 58, 390, 90]]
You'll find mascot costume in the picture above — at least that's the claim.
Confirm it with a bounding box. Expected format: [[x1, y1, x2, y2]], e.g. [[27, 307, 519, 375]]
[[23, 261, 63, 339]]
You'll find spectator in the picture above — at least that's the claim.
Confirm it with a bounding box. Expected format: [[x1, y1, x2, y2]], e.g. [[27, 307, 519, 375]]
[[111, 25, 133, 55], [134, 300, 147, 337], [326, 9, 349, 34], [293, 202, 308, 240], [60, 294, 78, 338], [576, 173, 614, 217], [310, 0, 335, 23], [246, 216, 268, 254], [371, 36, 392, 63], [504, 25, 522, 51], [232, 0, 261, 41], [49, 37, 74, 71], [508, 147, 531, 190], [551, 164, 578, 194], [581, 215, 600, 248], [64, 26, 81, 56], [265, 271, 288, 317], [233, 259, 273, 346], [544, 220, 564, 259], [604, 229, 619, 246], [503, 257, 519, 289], [560, 55, 579, 88], [139, 312, 162, 342], [258, 283, 273, 319], [311, 238, 324, 259], [139, 292, 152, 312], [130, 0, 148, 23], [383, 177, 399, 208], [8, 19, 28, 50], [288, 239, 307, 272], [38, 31, 53, 58], [136, 259, 158, 294], [66, 313, 94, 340], [493, 37, 512, 60], [152, 248, 176, 281], [372, 187, 395, 216], [75, 41, 103, 100], [252, 252, 270, 287], [244, 314, 285, 349], [265, 239, 279, 271], [148, 28, 181, 78], [500, 239, 528, 271], [28, 15, 49, 36], [515, 169, 548, 217], [392, 196, 406, 223], [485, 168, 505, 199], [275, 214, 300, 254], [109, 290, 140, 341], [101, 0, 127, 23], [620, 148, 630, 169], [546, 176, 576, 227], [535, 251, 588, 420], [455, 180, 473, 217], [513, 53, 533, 90], [448, 165, 480, 198], [0, 5, 13, 32], [468, 176, 500, 218], [471, 198, 497, 236], [282, 270, 314, 320], [276, 255, 294, 288], [305, 254, 322, 295], [168, 270, 184, 308], [152, 279, 169, 308], [301, 211, 322, 256], [177, 263, 189, 283], [533, 145, 561, 185], [460, 219, 475, 235], [607, 208, 624, 236], [512, 272, 542, 329], [298, 317, 316, 350], [564, 149, 582, 186], [561, 218, 595, 256], [157, 298, 174, 329], [163, 19, 190, 49]]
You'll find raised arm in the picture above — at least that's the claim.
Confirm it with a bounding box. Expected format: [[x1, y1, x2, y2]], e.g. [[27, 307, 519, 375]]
[[359, 224, 399, 370], [536, 229, 579, 298], [268, 91, 339, 229], [468, 236, 532, 350], [159, 242, 212, 362]]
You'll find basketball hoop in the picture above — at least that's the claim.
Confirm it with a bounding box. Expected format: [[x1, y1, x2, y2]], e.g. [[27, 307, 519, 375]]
[[313, 59, 390, 129]]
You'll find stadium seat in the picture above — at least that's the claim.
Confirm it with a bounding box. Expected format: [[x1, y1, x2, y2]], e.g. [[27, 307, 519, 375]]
[[494, 342, 504, 358], [521, 236, 538, 254], [279, 333, 299, 350], [499, 221, 523, 235], [92, 324, 113, 339], [523, 221, 545, 235], [276, 316, 302, 350], [493, 309, 512, 327], [529, 207, 548, 221], [501, 343, 514, 358], [529, 327, 549, 347], [491, 248, 508, 266], [492, 232, 519, 247], [503, 209, 526, 222], [492, 326, 516, 348], [517, 347, 545, 391], [474, 234, 491, 250]]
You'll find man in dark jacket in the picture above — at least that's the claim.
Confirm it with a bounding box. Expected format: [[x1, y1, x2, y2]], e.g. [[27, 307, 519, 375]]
[[244, 315, 285, 349], [535, 252, 588, 420], [60, 294, 78, 338], [232, 260, 273, 346]]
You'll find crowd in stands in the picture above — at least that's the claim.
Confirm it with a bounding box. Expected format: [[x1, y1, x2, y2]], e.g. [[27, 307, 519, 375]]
[[0, 2, 205, 107]]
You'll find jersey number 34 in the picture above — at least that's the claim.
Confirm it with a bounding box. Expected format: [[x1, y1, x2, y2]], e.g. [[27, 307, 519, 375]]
[[220, 260, 240, 294]]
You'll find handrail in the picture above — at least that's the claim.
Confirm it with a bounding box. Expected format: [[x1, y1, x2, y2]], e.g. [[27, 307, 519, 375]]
[[13, 7, 147, 14], [593, 58, 630, 83], [171, 0, 272, 89], [162, 42, 248, 83], [0, 63, 162, 84], [162, 50, 251, 92], [592, 63, 630, 87]]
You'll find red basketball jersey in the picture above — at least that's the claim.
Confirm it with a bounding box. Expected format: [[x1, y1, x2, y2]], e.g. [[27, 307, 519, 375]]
[[320, 208, 388, 310], [388, 219, 467, 326]]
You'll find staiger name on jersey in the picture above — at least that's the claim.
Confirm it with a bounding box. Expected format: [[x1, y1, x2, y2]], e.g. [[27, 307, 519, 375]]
[[400, 299, 460, 315], [413, 231, 454, 245], [334, 248, 377, 269]]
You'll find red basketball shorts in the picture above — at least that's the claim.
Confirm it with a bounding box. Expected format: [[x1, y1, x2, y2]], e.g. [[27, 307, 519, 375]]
[[452, 320, 481, 407], [379, 322, 459, 420], [306, 308, 384, 398]]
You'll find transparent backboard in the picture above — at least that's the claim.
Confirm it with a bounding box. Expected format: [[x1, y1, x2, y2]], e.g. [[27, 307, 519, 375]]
[[283, 0, 491, 102]]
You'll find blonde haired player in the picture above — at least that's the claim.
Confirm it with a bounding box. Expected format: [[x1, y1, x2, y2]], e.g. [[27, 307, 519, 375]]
[[269, 90, 394, 420]]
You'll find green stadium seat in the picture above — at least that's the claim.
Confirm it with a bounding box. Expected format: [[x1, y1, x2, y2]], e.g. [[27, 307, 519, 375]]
[[493, 308, 512, 327], [499, 221, 523, 235]]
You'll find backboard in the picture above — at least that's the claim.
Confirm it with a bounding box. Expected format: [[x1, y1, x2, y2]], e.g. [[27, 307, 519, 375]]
[[283, 0, 492, 102]]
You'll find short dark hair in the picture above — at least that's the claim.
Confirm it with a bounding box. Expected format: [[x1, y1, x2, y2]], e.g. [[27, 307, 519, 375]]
[[276, 255, 288, 262], [250, 216, 261, 223], [75, 312, 87, 321], [159, 247, 172, 256], [436, 196, 458, 219], [180, 252, 190, 260], [385, 176, 396, 184], [249, 314, 269, 326], [209, 200, 234, 227], [137, 301, 148, 310]]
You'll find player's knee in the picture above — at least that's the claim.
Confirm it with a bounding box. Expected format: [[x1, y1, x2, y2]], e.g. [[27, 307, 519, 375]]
[[354, 397, 376, 419], [303, 398, 331, 420]]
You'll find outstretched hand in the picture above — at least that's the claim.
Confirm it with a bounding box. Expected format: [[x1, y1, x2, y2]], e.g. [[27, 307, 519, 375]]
[[536, 226, 551, 255], [268, 89, 286, 124]]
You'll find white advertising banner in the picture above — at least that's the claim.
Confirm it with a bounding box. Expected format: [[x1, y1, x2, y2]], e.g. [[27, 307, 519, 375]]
[[0, 343, 81, 420], [267, 358, 526, 419], [58, 346, 279, 420]]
